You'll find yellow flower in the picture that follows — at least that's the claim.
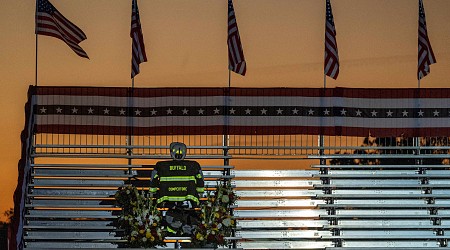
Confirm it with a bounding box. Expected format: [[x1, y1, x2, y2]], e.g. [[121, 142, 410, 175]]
[[139, 229, 145, 235], [146, 231, 151, 238], [196, 233, 204, 241]]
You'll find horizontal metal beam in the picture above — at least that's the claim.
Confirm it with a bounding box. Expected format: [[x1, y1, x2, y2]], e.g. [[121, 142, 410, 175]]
[[237, 220, 328, 228], [309, 154, 450, 159], [234, 209, 326, 218], [237, 241, 334, 249], [31, 153, 231, 160], [232, 170, 318, 178], [312, 164, 450, 169]]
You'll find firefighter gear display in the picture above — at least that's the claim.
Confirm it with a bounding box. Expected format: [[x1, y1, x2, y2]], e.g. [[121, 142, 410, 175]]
[[150, 142, 204, 237], [150, 159, 204, 207]]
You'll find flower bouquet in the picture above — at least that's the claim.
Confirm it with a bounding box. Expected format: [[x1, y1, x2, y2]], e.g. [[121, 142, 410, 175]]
[[191, 181, 238, 248], [115, 185, 166, 248]]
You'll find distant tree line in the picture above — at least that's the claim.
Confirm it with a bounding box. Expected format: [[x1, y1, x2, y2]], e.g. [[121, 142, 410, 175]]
[[0, 208, 13, 227], [330, 136, 450, 165]]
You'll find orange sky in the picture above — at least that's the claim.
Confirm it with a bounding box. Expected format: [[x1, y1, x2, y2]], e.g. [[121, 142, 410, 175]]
[[1, 0, 450, 220]]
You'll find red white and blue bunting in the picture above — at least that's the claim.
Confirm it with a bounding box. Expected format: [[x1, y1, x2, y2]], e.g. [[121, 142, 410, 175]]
[[33, 86, 450, 137]]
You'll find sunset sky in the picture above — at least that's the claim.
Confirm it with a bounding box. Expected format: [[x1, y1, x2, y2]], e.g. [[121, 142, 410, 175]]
[[1, 0, 450, 220]]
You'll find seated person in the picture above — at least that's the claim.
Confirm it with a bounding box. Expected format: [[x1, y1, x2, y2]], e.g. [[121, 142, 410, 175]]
[[150, 142, 204, 236]]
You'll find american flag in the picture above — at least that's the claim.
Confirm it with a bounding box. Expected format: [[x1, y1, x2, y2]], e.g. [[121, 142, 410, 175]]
[[228, 0, 246, 76], [131, 0, 147, 78], [418, 0, 436, 80], [324, 0, 339, 80], [34, 86, 450, 138], [35, 0, 89, 59]]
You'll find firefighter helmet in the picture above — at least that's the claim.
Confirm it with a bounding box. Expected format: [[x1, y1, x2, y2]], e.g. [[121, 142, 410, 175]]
[[170, 142, 187, 161]]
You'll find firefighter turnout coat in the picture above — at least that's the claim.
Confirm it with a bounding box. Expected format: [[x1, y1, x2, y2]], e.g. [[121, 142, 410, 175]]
[[150, 160, 205, 207]]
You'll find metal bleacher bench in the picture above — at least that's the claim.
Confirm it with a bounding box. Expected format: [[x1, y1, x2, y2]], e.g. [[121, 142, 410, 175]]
[[25, 161, 450, 249], [232, 169, 333, 249], [25, 163, 238, 249], [25, 163, 336, 249], [312, 164, 450, 249]]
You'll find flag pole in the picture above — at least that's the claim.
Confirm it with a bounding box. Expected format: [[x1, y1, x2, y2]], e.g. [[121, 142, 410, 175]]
[[320, 0, 327, 164], [35, 1, 38, 86], [319, 74, 326, 165], [129, 1, 135, 168], [128, 77, 135, 173], [415, 78, 421, 165], [35, 34, 38, 86]]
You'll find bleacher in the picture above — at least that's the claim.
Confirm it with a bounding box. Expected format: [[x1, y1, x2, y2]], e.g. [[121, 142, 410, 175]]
[[23, 159, 450, 249], [313, 164, 450, 249], [232, 170, 332, 249], [24, 160, 237, 249]]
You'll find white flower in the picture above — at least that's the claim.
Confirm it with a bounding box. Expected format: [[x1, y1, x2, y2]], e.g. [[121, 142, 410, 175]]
[[222, 218, 231, 227]]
